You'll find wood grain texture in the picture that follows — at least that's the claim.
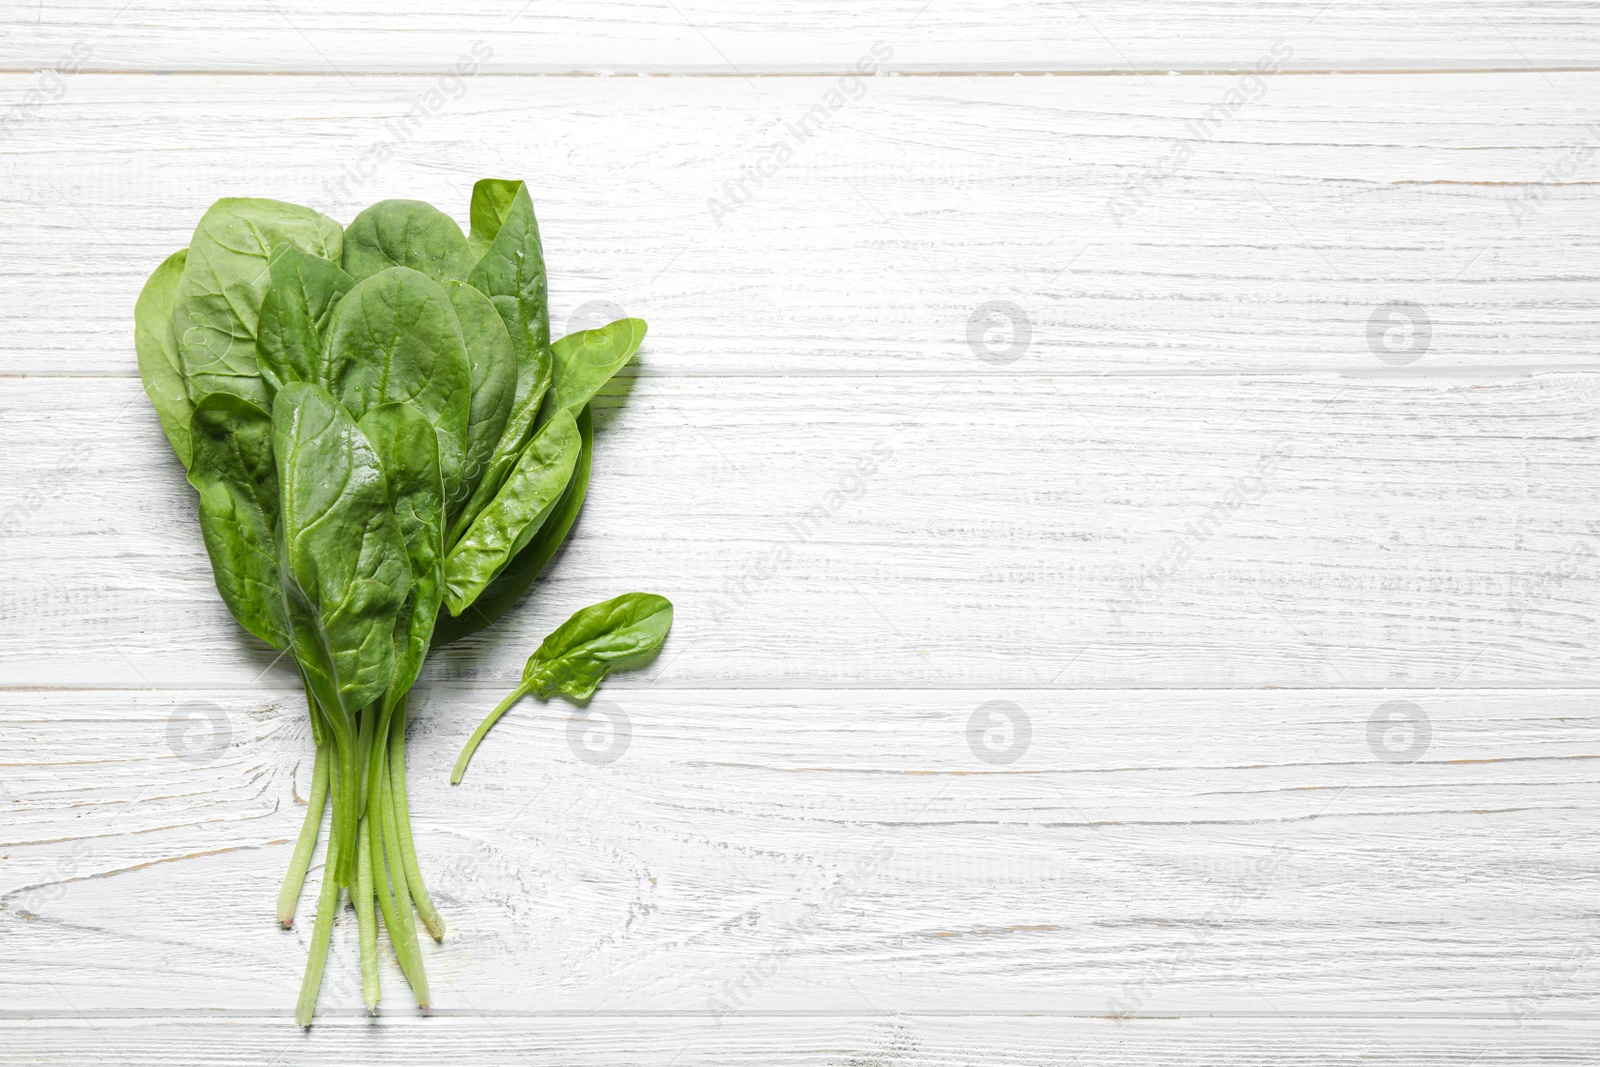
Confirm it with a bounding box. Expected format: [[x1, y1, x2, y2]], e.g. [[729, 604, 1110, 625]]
[[4, 687, 1597, 1016], [4, 373, 1598, 689], [3, 1016, 1599, 1067], [3, 73, 1600, 377], [2, 1, 1598, 73], [4, 11, 1596, 1056]]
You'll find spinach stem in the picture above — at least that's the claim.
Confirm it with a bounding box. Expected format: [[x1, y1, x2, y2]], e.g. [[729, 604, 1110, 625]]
[[295, 773, 344, 1028], [354, 811, 380, 1012], [451, 683, 532, 785], [390, 696, 445, 940], [331, 720, 360, 886], [376, 740, 430, 1006], [277, 740, 330, 927], [364, 692, 400, 836], [355, 701, 376, 817]]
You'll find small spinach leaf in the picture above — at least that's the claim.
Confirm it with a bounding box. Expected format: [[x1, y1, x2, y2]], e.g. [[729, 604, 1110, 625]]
[[322, 266, 473, 504], [188, 392, 289, 649], [450, 592, 672, 782], [521, 591, 673, 700], [135, 248, 194, 469], [441, 408, 580, 616], [257, 244, 355, 400], [343, 200, 475, 285]]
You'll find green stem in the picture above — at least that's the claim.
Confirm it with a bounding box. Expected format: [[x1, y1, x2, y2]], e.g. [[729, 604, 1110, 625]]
[[277, 740, 330, 927], [451, 683, 532, 785], [364, 692, 400, 837], [327, 714, 359, 887], [375, 741, 430, 1006], [355, 812, 380, 1012], [390, 697, 445, 940], [355, 702, 376, 819], [295, 774, 344, 1028]]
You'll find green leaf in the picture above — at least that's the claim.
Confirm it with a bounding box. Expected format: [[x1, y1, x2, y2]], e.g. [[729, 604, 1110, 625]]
[[443, 281, 517, 512], [322, 266, 473, 505], [444, 331, 551, 548], [173, 198, 342, 410], [545, 317, 646, 421], [466, 180, 549, 406], [343, 199, 475, 285], [135, 248, 193, 469], [431, 405, 592, 647], [357, 401, 445, 699], [451, 591, 672, 782], [441, 408, 580, 616], [187, 393, 289, 649], [466, 178, 524, 260], [273, 381, 412, 720], [257, 244, 354, 400], [520, 592, 673, 701]]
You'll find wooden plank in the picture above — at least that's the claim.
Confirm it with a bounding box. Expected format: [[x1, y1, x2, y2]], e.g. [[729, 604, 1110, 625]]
[[3, 73, 1600, 377], [3, 1016, 1599, 1066], [2, 687, 1596, 1015], [1, 2, 1597, 74], [3, 374, 1597, 689]]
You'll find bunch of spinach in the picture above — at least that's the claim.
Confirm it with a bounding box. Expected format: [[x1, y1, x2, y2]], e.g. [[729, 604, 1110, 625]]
[[135, 182, 664, 1025]]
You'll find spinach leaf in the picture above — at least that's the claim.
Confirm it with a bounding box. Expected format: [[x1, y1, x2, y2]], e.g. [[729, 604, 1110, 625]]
[[521, 592, 672, 700], [544, 317, 646, 421], [450, 592, 672, 783], [187, 392, 289, 649], [441, 408, 580, 616], [443, 336, 551, 548], [443, 281, 517, 512], [173, 198, 342, 409], [466, 178, 524, 260], [322, 266, 473, 505], [274, 381, 412, 884], [466, 179, 549, 405], [357, 401, 446, 821], [134, 248, 194, 469], [357, 401, 445, 700], [257, 244, 355, 400], [274, 381, 412, 718], [432, 406, 591, 647], [343, 200, 475, 285]]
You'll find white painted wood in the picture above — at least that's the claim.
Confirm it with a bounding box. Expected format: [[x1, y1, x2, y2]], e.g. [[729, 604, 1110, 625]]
[[4, 73, 1600, 377], [4, 374, 1597, 690], [2, 1016, 1598, 1066], [4, 687, 1597, 1015], [3, 9, 1595, 1055], [2, 1, 1597, 74]]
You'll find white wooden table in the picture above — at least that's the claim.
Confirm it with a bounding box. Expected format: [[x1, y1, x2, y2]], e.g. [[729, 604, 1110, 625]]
[[3, 3, 1599, 1063]]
